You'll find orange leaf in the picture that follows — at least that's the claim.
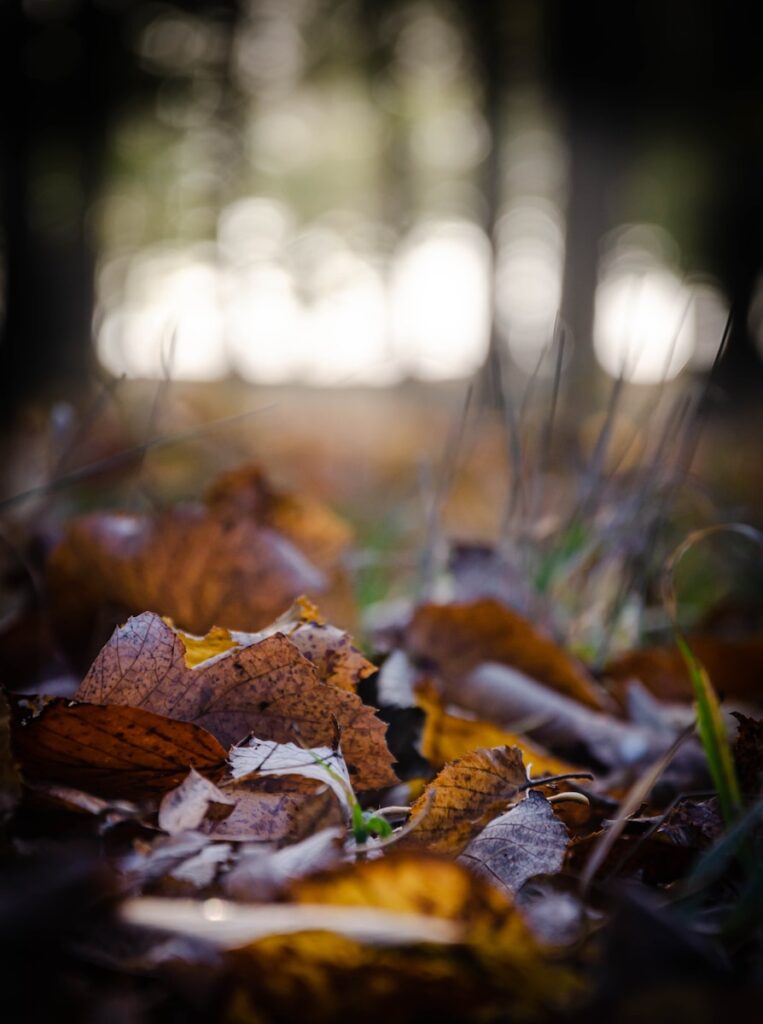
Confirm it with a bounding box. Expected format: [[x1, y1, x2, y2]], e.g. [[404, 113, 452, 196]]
[[406, 599, 607, 710], [12, 699, 227, 797], [400, 745, 528, 854]]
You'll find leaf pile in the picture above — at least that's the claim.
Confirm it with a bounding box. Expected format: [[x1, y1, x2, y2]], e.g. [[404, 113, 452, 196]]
[[2, 464, 763, 1022]]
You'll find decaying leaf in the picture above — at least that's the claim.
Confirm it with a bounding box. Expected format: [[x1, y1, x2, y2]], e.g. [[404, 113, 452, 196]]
[[460, 791, 569, 896], [417, 684, 579, 777], [204, 774, 344, 843], [229, 736, 353, 812], [12, 699, 227, 797], [399, 745, 528, 854], [405, 598, 608, 710], [75, 612, 397, 790], [205, 465, 353, 571], [223, 827, 347, 902], [178, 596, 375, 693], [122, 831, 233, 893], [158, 767, 236, 835], [438, 661, 665, 770], [243, 597, 375, 693], [47, 466, 357, 660]]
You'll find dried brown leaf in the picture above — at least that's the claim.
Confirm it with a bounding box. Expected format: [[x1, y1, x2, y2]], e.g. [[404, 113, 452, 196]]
[[460, 791, 569, 896], [399, 745, 528, 854], [75, 612, 396, 790], [12, 699, 227, 797], [406, 598, 607, 710], [204, 775, 344, 843]]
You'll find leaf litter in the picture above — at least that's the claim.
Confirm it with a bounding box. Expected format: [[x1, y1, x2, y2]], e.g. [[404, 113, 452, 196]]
[[2, 460, 763, 1022]]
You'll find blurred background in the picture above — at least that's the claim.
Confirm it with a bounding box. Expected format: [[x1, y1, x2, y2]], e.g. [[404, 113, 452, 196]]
[[2, 0, 763, 553]]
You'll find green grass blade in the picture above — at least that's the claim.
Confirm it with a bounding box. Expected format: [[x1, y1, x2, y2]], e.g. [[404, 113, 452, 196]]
[[675, 632, 742, 824]]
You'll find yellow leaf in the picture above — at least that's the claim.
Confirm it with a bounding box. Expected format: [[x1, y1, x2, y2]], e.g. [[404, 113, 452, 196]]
[[417, 686, 577, 778], [400, 745, 528, 854]]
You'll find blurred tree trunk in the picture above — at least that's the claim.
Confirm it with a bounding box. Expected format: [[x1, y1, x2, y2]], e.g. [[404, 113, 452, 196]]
[[0, 2, 106, 424]]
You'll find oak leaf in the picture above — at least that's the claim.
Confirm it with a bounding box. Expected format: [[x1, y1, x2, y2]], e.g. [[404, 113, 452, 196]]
[[75, 612, 397, 789], [399, 745, 528, 854], [11, 699, 227, 797], [405, 598, 607, 710], [460, 791, 569, 896]]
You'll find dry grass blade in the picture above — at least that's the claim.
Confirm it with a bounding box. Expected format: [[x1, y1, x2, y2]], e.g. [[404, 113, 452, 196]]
[[579, 725, 693, 893]]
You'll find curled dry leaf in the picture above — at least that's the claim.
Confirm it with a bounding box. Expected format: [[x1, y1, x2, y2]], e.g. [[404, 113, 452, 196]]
[[229, 736, 352, 812], [11, 699, 227, 797], [223, 827, 347, 902], [205, 775, 344, 843], [405, 598, 608, 710], [399, 745, 528, 854], [158, 767, 236, 835], [460, 791, 569, 897], [75, 612, 397, 790], [47, 465, 356, 660]]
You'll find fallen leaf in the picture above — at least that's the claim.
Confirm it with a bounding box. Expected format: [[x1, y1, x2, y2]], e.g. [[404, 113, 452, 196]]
[[205, 775, 344, 843], [47, 466, 358, 660], [75, 612, 397, 790], [244, 597, 375, 693], [177, 597, 375, 693], [158, 767, 236, 835], [416, 684, 580, 777], [24, 780, 140, 822], [399, 745, 528, 854], [229, 736, 353, 812], [276, 852, 585, 1020], [223, 827, 347, 902], [167, 843, 232, 891], [405, 598, 608, 710], [605, 637, 763, 705], [48, 506, 323, 647], [460, 791, 569, 896], [12, 699, 228, 797], [205, 465, 353, 571]]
